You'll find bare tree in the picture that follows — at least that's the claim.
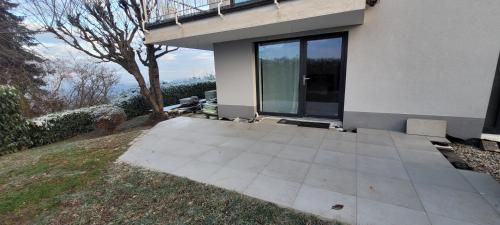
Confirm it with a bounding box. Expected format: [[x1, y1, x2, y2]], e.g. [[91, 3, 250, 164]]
[[42, 58, 71, 100], [39, 58, 119, 113], [35, 58, 71, 114], [66, 60, 119, 108], [22, 0, 177, 119]]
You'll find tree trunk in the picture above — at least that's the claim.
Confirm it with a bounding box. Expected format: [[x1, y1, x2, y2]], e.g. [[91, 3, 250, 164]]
[[124, 59, 164, 119], [146, 44, 164, 119]]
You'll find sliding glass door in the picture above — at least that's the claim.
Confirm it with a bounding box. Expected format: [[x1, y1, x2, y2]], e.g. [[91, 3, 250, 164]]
[[257, 33, 347, 119], [304, 37, 344, 117], [257, 40, 300, 114]]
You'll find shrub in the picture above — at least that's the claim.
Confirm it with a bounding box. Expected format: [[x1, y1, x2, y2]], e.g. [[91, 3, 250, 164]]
[[95, 107, 127, 132], [0, 85, 31, 154], [28, 104, 127, 147], [114, 79, 216, 118], [28, 112, 95, 147], [162, 81, 216, 106], [31, 104, 124, 125], [1, 85, 126, 154], [28, 104, 126, 148], [113, 89, 150, 118]]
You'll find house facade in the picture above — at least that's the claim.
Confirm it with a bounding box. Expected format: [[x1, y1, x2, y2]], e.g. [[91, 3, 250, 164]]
[[145, 0, 500, 139]]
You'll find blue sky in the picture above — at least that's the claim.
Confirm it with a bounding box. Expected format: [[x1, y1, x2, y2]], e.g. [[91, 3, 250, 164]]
[[34, 32, 215, 87]]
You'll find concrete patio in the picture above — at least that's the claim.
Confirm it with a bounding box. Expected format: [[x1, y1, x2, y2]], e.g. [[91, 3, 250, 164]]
[[118, 117, 500, 225]]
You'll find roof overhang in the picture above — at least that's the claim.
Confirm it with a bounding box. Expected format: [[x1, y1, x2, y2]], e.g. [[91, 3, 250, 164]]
[[145, 0, 366, 50]]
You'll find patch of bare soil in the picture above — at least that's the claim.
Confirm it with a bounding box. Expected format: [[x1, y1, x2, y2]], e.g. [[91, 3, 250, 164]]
[[450, 143, 500, 181]]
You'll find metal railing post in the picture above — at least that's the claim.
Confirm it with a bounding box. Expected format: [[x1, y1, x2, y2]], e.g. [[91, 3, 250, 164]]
[[218, 0, 224, 18], [175, 10, 183, 27]]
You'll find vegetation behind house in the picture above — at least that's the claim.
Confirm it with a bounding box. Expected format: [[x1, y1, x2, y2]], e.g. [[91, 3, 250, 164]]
[[116, 78, 216, 118], [0, 78, 216, 154]]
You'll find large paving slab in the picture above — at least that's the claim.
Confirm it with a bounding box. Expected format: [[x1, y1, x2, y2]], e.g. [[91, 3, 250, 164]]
[[119, 117, 500, 225]]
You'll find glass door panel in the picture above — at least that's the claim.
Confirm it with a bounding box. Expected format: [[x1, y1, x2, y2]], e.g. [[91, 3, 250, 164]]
[[304, 37, 343, 117], [258, 40, 300, 114]]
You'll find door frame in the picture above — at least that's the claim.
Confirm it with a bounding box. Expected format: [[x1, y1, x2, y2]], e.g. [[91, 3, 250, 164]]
[[255, 32, 348, 120], [483, 52, 500, 134]]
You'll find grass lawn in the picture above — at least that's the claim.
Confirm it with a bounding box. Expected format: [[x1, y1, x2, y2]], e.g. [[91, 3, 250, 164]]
[[0, 126, 342, 225]]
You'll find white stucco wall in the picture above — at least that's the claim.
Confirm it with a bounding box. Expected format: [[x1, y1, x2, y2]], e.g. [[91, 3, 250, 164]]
[[212, 0, 500, 137], [344, 0, 500, 119], [213, 40, 256, 107]]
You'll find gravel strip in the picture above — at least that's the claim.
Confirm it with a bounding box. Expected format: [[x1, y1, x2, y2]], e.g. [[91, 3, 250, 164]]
[[450, 143, 500, 182]]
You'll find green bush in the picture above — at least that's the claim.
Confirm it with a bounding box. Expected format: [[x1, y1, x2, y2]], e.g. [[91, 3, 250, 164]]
[[115, 80, 216, 118], [114, 89, 151, 118], [28, 112, 95, 147], [0, 85, 98, 154], [162, 81, 216, 106], [0, 85, 31, 154], [28, 104, 125, 146]]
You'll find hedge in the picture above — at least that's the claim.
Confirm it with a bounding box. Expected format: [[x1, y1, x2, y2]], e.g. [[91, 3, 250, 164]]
[[115, 80, 216, 118], [29, 104, 125, 146], [0, 86, 124, 154], [0, 79, 216, 153], [0, 85, 31, 154], [162, 81, 216, 105], [27, 112, 95, 147], [113, 89, 150, 118]]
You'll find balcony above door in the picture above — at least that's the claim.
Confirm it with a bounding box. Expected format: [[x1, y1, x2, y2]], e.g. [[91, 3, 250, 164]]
[[145, 0, 368, 50]]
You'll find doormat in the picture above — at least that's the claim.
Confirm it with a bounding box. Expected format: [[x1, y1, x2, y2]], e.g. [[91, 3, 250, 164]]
[[277, 119, 330, 129]]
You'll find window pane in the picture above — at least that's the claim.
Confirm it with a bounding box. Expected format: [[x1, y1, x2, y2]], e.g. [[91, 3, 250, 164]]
[[258, 40, 300, 114]]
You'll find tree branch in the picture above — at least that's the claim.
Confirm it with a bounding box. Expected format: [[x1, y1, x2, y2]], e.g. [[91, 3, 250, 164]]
[[136, 48, 148, 66], [155, 46, 179, 59]]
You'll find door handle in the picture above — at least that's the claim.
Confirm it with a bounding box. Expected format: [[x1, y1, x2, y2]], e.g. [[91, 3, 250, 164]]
[[303, 76, 310, 85]]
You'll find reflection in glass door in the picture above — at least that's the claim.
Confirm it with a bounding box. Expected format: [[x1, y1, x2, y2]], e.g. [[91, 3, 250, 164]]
[[304, 37, 344, 117], [233, 0, 252, 4], [257, 33, 346, 119], [257, 40, 300, 114]]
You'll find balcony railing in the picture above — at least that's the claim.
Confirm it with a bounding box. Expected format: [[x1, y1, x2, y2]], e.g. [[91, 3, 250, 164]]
[[147, 0, 281, 28]]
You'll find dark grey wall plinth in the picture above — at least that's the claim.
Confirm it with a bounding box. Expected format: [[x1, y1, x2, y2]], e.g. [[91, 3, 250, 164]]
[[343, 111, 485, 139]]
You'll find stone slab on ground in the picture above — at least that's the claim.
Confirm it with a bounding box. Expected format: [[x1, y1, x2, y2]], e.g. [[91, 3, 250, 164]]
[[425, 136, 451, 144], [119, 117, 500, 225], [481, 133, 500, 142], [407, 119, 447, 137], [481, 139, 499, 152]]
